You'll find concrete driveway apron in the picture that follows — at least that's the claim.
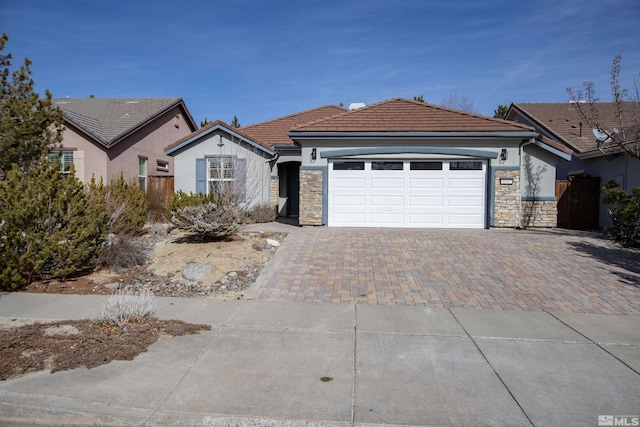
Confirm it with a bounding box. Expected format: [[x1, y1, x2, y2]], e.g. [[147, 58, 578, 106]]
[[250, 227, 640, 314]]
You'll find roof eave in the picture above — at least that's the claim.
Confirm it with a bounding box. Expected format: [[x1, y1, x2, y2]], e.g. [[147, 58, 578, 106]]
[[61, 116, 109, 147], [165, 123, 276, 156], [288, 131, 539, 139], [108, 98, 194, 147], [531, 139, 572, 161]]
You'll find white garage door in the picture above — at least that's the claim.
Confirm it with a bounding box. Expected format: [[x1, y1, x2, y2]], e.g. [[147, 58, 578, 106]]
[[328, 159, 487, 228]]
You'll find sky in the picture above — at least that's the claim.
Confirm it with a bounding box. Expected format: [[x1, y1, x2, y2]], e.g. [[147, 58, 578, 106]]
[[2, 0, 640, 126]]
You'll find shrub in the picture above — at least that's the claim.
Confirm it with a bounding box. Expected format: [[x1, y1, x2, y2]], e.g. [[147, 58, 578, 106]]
[[97, 234, 149, 270], [98, 289, 155, 328], [244, 204, 277, 224], [167, 190, 216, 216], [88, 174, 148, 235], [602, 180, 640, 247], [171, 202, 240, 240], [0, 162, 108, 290]]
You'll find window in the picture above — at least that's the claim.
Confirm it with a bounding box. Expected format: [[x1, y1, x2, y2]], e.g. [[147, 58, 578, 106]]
[[156, 159, 169, 173], [207, 156, 237, 195], [450, 161, 482, 170], [333, 161, 364, 170], [410, 161, 443, 170], [138, 157, 147, 192], [47, 151, 73, 177], [372, 161, 403, 170]]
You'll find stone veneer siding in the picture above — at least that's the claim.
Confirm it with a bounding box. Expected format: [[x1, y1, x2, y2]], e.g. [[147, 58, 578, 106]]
[[270, 176, 279, 210], [299, 169, 323, 226], [521, 200, 557, 228], [493, 169, 520, 228]]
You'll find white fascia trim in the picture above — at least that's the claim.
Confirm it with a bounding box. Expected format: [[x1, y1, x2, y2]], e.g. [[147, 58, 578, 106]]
[[166, 124, 275, 156]]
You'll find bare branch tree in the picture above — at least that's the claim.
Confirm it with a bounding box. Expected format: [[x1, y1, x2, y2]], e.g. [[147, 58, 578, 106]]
[[440, 93, 477, 113], [566, 55, 640, 159]]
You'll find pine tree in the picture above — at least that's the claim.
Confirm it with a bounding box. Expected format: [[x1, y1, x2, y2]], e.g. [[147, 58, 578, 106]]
[[0, 33, 64, 176], [231, 115, 241, 128], [0, 161, 109, 289], [88, 174, 148, 235], [494, 104, 509, 119]]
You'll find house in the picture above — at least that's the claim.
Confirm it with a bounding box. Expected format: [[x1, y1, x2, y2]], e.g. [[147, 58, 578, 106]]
[[167, 98, 570, 229], [165, 120, 278, 208], [51, 97, 197, 190], [506, 102, 640, 227], [165, 105, 345, 215]]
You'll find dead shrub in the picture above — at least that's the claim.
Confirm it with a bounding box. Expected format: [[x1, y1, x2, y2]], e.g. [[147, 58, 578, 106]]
[[244, 204, 276, 224], [97, 234, 148, 270], [98, 289, 155, 328], [170, 202, 240, 240]]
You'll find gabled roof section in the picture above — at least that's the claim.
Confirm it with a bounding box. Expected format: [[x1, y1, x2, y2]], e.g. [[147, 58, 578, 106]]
[[53, 97, 197, 147], [241, 105, 346, 148], [508, 102, 635, 153], [290, 98, 535, 134], [164, 120, 275, 156]]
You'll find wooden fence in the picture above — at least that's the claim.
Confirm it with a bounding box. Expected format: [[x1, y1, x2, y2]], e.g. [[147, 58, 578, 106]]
[[148, 175, 174, 205], [555, 176, 600, 229]]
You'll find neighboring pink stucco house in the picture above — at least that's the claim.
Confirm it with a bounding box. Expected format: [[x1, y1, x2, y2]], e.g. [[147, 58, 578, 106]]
[[51, 97, 197, 189]]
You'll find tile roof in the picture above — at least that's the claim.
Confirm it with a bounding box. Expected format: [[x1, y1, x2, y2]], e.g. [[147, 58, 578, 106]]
[[164, 119, 275, 154], [53, 98, 193, 146], [291, 98, 535, 133], [509, 102, 636, 153], [241, 105, 346, 148]]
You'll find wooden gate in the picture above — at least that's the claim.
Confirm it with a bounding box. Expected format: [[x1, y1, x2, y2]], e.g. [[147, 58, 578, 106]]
[[556, 176, 600, 229], [148, 176, 174, 204]]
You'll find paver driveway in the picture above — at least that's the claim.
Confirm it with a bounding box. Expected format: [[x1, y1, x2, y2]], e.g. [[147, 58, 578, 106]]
[[252, 228, 640, 314]]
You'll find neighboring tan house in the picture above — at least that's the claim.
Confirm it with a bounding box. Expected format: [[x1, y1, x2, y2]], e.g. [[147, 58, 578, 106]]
[[506, 102, 640, 227], [167, 98, 570, 229], [51, 97, 197, 190]]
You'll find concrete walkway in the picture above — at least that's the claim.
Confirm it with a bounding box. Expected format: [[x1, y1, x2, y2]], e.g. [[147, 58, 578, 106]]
[[1, 293, 639, 426]]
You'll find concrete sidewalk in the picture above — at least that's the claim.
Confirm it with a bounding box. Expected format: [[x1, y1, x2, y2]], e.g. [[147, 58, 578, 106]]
[[0, 293, 639, 426]]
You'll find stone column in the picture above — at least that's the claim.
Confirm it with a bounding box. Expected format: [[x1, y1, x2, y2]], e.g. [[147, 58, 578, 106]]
[[493, 170, 521, 228], [299, 169, 323, 226], [269, 176, 279, 211]]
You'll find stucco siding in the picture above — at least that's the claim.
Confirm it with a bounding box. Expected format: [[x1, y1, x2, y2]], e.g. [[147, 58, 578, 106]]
[[172, 130, 272, 207], [521, 144, 558, 200], [59, 124, 108, 183], [107, 106, 191, 182]]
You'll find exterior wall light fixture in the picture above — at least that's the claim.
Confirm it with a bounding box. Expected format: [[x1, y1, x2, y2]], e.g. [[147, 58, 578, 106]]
[[500, 148, 508, 161], [311, 148, 317, 162]]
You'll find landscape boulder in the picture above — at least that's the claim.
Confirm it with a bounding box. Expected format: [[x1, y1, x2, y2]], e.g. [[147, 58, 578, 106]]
[[181, 263, 214, 281]]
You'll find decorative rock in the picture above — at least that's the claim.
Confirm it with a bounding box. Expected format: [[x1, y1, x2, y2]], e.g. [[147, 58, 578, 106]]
[[228, 271, 238, 278], [266, 238, 280, 247], [105, 283, 119, 289], [181, 262, 214, 281]]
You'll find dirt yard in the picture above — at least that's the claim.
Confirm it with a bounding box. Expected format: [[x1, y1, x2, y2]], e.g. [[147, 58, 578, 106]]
[[22, 230, 286, 300], [1, 228, 287, 380]]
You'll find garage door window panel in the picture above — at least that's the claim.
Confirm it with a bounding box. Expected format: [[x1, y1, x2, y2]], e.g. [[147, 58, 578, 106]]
[[372, 161, 403, 170], [410, 161, 443, 170], [333, 161, 365, 170], [450, 161, 483, 170]]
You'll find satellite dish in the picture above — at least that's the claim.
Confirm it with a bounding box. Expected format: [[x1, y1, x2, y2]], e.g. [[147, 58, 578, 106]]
[[592, 128, 612, 143]]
